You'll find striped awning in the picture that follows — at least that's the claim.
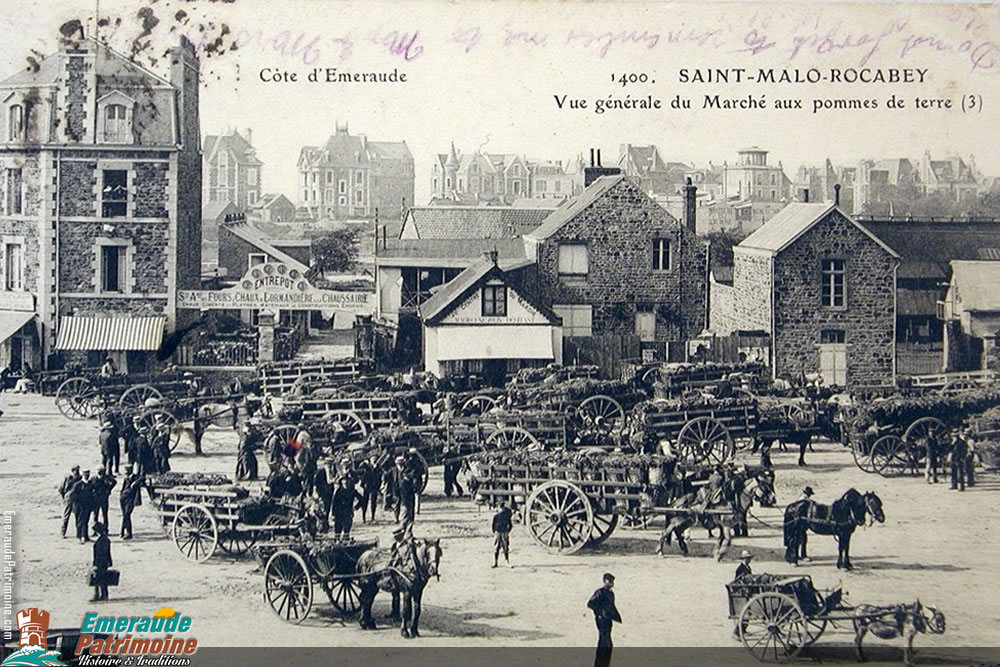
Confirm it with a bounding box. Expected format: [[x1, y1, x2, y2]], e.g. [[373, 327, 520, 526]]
[[0, 311, 34, 344], [55, 316, 165, 351]]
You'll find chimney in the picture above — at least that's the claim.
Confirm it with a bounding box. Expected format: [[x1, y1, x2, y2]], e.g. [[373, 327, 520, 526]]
[[584, 147, 622, 187], [244, 128, 252, 145], [834, 183, 841, 206], [683, 177, 697, 233]]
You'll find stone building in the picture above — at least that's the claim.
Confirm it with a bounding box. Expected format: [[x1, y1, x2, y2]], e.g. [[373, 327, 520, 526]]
[[430, 144, 583, 204], [202, 129, 261, 209], [940, 260, 1000, 371], [618, 144, 690, 197], [250, 193, 296, 223], [524, 171, 707, 361], [710, 202, 899, 388], [0, 36, 201, 372], [298, 123, 413, 220]]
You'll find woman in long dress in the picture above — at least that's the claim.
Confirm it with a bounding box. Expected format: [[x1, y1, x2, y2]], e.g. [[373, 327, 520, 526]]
[[235, 421, 261, 481]]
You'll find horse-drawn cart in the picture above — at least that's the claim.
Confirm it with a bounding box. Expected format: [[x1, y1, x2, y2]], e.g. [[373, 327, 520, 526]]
[[54, 372, 196, 420]]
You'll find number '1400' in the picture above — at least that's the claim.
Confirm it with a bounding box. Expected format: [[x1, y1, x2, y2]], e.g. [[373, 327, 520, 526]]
[[614, 73, 650, 86]]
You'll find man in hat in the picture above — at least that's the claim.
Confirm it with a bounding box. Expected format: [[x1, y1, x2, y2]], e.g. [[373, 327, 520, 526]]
[[587, 573, 621, 667], [294, 424, 317, 497], [99, 414, 120, 474], [332, 475, 362, 538], [398, 470, 418, 536], [949, 427, 972, 491], [135, 422, 156, 476], [122, 415, 142, 468], [90, 522, 113, 602], [358, 454, 381, 523], [385, 455, 406, 521], [150, 413, 172, 474], [119, 464, 143, 539], [74, 470, 94, 543], [388, 525, 418, 578], [442, 445, 464, 498], [734, 549, 754, 580], [90, 468, 117, 528], [491, 501, 513, 568], [799, 486, 815, 502], [59, 465, 82, 538], [235, 419, 261, 481]]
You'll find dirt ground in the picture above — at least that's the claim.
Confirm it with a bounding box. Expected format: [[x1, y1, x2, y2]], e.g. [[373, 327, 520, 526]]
[[2, 392, 999, 653]]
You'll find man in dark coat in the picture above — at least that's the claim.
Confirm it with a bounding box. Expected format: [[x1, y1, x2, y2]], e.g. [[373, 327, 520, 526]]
[[587, 573, 621, 667], [443, 445, 464, 498], [294, 425, 317, 497], [332, 476, 362, 537], [90, 468, 117, 527], [150, 416, 172, 474], [99, 415, 120, 474], [122, 416, 142, 467], [119, 464, 143, 539], [314, 462, 335, 520], [59, 465, 82, 538], [385, 456, 406, 521], [358, 455, 381, 523], [398, 472, 417, 537], [91, 522, 113, 602], [734, 549, 754, 580], [492, 501, 513, 567], [73, 470, 94, 543], [135, 425, 156, 476], [949, 429, 971, 491], [235, 421, 261, 481]]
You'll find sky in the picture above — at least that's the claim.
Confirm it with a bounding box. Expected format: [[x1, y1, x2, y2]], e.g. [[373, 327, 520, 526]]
[[3, 0, 1000, 207]]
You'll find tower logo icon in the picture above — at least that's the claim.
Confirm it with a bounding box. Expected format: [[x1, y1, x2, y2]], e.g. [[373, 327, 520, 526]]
[[1, 609, 66, 666]]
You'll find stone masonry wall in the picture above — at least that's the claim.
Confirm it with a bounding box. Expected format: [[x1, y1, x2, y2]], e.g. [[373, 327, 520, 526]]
[[709, 280, 736, 334], [134, 163, 169, 218], [773, 210, 896, 387], [58, 297, 167, 317], [59, 161, 97, 216], [59, 222, 168, 293], [65, 56, 89, 142], [727, 249, 772, 333], [534, 178, 707, 342]]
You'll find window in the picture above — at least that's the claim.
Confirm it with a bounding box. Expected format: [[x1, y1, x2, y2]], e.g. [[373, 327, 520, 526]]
[[338, 180, 346, 194], [433, 178, 438, 190], [445, 177, 452, 189], [356, 170, 364, 183], [821, 329, 845, 344], [338, 196, 346, 206], [325, 190, 333, 203], [513, 181, 521, 195], [303, 190, 308, 201], [100, 245, 126, 292], [4, 168, 22, 215], [248, 191, 257, 204], [101, 170, 128, 218], [555, 180, 561, 193], [311, 173, 317, 184], [537, 180, 547, 193], [652, 238, 671, 271], [820, 259, 846, 308], [770, 174, 776, 185], [326, 171, 333, 185], [354, 190, 362, 204], [482, 285, 507, 317], [103, 104, 128, 142], [554, 304, 593, 337], [8, 104, 24, 141], [558, 244, 589, 277], [458, 178, 463, 190], [4, 243, 23, 290], [247, 168, 258, 186], [248, 253, 267, 267], [511, 165, 521, 176]]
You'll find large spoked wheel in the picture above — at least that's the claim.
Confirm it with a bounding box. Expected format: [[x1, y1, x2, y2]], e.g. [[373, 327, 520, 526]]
[[641, 366, 661, 389], [587, 512, 619, 547], [139, 408, 183, 452], [783, 403, 812, 428], [119, 384, 163, 411], [461, 395, 497, 416], [323, 410, 368, 444], [328, 576, 363, 616], [264, 550, 313, 624], [621, 509, 648, 530], [871, 435, 909, 478], [525, 480, 594, 554], [851, 438, 876, 473], [677, 417, 734, 464], [577, 395, 626, 434], [738, 592, 807, 663], [902, 417, 947, 468], [218, 529, 257, 557], [802, 617, 827, 646], [408, 450, 430, 494], [56, 377, 102, 420], [486, 426, 540, 451], [171, 503, 218, 563]]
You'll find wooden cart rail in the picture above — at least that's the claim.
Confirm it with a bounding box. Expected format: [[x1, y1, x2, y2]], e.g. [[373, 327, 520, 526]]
[[640, 403, 758, 437], [258, 358, 372, 396], [281, 392, 403, 428]]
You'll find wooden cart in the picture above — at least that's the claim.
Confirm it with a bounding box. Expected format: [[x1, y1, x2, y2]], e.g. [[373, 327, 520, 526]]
[[258, 358, 373, 396], [256, 536, 379, 624], [53, 372, 196, 420]]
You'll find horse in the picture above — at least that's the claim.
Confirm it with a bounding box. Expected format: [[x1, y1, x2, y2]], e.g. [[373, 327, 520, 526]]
[[355, 538, 443, 638], [657, 468, 776, 560], [852, 600, 945, 666], [783, 488, 884, 569]]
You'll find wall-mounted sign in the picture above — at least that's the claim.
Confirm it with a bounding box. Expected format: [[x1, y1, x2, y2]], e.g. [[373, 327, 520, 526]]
[[0, 291, 35, 312], [178, 261, 373, 313]]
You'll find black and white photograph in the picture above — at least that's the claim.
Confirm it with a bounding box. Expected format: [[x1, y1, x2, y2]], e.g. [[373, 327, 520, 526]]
[[1, 1, 999, 665]]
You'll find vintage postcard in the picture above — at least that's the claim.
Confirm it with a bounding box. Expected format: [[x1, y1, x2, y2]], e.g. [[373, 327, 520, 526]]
[[1, 1, 998, 665]]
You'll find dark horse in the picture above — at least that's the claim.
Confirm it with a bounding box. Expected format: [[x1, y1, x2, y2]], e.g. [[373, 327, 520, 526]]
[[355, 538, 443, 638], [783, 488, 884, 569], [658, 468, 777, 560]]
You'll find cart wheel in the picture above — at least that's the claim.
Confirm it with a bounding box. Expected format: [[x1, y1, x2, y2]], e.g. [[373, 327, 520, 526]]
[[939, 379, 977, 394], [525, 480, 594, 555], [56, 377, 93, 420], [139, 408, 183, 452], [851, 439, 876, 473], [641, 366, 660, 389], [322, 410, 368, 443], [329, 576, 363, 615], [784, 404, 811, 428], [587, 512, 619, 547], [738, 592, 807, 663], [171, 504, 218, 563], [902, 416, 947, 468], [621, 510, 648, 530], [677, 417, 733, 464], [577, 395, 625, 433], [264, 550, 313, 624], [218, 530, 257, 557], [871, 435, 908, 478], [461, 395, 497, 416], [119, 384, 163, 411], [802, 618, 827, 646], [486, 427, 540, 451]]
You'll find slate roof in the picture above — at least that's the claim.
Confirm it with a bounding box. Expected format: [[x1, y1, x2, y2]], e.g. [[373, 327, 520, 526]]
[[897, 288, 939, 316], [377, 238, 530, 268], [204, 130, 261, 166], [402, 207, 555, 240], [739, 203, 899, 257], [223, 221, 310, 272], [951, 261, 1000, 312], [864, 220, 1000, 281], [202, 201, 239, 221], [419, 259, 559, 324], [526, 175, 627, 241], [252, 194, 295, 211], [0, 38, 170, 88]]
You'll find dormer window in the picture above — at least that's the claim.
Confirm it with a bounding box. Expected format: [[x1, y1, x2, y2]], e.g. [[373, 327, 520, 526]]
[[96, 92, 134, 144], [7, 104, 24, 141]]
